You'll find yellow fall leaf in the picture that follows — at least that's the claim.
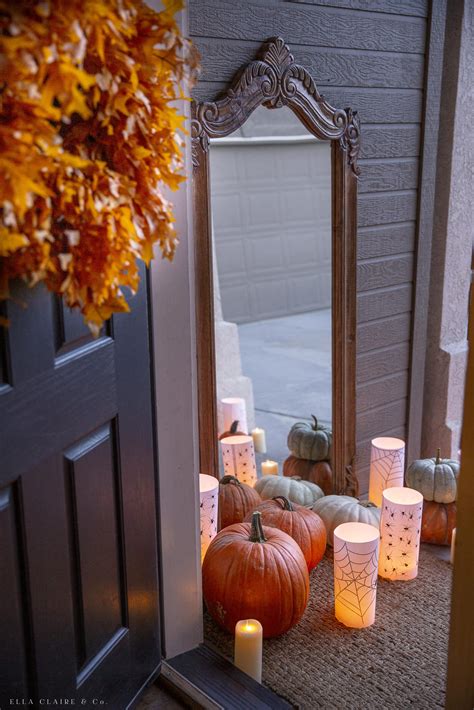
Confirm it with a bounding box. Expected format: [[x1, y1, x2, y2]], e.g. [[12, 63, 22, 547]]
[[0, 230, 29, 256]]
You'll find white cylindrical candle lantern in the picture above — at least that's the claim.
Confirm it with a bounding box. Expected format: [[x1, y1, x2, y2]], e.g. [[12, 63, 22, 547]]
[[220, 435, 257, 486], [369, 437, 406, 507], [333, 522, 380, 629], [450, 527, 457, 565], [221, 397, 249, 435], [261, 459, 278, 476], [251, 427, 267, 454], [379, 486, 423, 581], [199, 473, 219, 562], [234, 619, 263, 683]]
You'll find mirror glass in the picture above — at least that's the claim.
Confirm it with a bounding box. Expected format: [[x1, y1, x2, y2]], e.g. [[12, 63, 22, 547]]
[[210, 105, 332, 473]]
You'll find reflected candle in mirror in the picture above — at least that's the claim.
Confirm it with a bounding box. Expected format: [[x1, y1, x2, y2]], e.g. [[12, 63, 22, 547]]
[[221, 397, 249, 435], [251, 427, 267, 454], [369, 436, 405, 507], [199, 473, 219, 563], [379, 486, 423, 581], [261, 460, 278, 476], [220, 435, 257, 486], [234, 619, 263, 683]]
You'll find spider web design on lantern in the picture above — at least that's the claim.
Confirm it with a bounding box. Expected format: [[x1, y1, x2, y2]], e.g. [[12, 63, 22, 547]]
[[200, 490, 218, 543], [222, 443, 257, 486], [380, 504, 422, 579], [333, 542, 379, 625], [372, 447, 404, 488]]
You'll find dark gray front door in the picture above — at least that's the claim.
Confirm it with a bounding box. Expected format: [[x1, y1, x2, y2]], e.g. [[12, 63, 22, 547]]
[[0, 265, 160, 708]]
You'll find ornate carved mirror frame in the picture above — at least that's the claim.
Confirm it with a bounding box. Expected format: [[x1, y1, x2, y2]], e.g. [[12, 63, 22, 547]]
[[191, 37, 360, 495]]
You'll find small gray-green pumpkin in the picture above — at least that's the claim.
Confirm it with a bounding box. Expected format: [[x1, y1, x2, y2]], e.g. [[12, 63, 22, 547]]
[[287, 416, 332, 461], [405, 449, 460, 503], [311, 495, 380, 546], [254, 475, 325, 507]]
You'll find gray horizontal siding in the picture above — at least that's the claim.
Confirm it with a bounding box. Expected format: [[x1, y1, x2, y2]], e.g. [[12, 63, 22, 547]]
[[193, 38, 425, 88], [190, 0, 428, 493], [357, 223, 416, 259], [357, 284, 413, 322], [286, 0, 428, 18], [357, 343, 411, 383], [190, 2, 426, 53], [358, 313, 412, 353], [358, 159, 419, 193]]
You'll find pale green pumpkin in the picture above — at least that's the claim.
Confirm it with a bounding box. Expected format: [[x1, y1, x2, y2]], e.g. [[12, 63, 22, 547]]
[[311, 495, 380, 546], [287, 415, 332, 461], [406, 449, 459, 503], [254, 475, 325, 507]]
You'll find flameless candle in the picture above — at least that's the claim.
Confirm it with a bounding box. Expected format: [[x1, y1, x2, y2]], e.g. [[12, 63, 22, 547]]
[[199, 473, 219, 562], [221, 397, 249, 435], [451, 528, 456, 565], [379, 487, 423, 581], [234, 619, 263, 682], [261, 459, 278, 476], [220, 435, 257, 486], [369, 437, 405, 507], [333, 522, 380, 628], [251, 427, 267, 454]]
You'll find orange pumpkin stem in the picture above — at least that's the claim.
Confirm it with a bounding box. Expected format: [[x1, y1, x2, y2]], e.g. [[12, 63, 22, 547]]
[[272, 496, 294, 511], [220, 475, 241, 486], [230, 420, 240, 434], [249, 511, 267, 543]]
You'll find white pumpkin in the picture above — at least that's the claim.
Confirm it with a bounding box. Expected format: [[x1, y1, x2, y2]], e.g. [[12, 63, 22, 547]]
[[254, 475, 325, 507], [311, 495, 380, 546], [405, 449, 459, 503]]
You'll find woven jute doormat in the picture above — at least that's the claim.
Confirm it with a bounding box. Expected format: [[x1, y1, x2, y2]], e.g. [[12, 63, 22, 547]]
[[204, 545, 451, 710]]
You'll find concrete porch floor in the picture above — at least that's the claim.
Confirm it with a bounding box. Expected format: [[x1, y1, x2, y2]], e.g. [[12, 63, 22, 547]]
[[238, 309, 331, 468]]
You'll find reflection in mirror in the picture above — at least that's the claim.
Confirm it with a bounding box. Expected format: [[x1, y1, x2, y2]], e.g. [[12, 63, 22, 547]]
[[210, 106, 332, 477]]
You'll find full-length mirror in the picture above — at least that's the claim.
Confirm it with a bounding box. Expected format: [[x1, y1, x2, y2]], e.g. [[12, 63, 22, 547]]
[[210, 106, 332, 472], [192, 37, 359, 494]]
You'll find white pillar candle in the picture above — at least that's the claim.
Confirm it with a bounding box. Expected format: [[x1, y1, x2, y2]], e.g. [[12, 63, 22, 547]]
[[369, 436, 405, 507], [261, 459, 278, 476], [450, 527, 456, 565], [251, 427, 267, 454], [333, 522, 380, 629], [221, 397, 249, 435], [234, 619, 263, 683], [199, 473, 219, 562], [379, 486, 423, 581], [220, 435, 257, 486]]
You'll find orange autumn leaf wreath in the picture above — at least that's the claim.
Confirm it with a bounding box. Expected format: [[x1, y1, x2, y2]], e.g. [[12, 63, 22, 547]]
[[0, 0, 197, 333]]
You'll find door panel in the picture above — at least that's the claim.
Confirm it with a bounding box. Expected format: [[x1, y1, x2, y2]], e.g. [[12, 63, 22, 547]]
[[65, 423, 126, 667], [21, 455, 77, 698], [54, 295, 94, 355], [0, 267, 160, 708]]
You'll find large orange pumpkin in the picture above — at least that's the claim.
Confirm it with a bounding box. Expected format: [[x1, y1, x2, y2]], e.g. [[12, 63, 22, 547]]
[[244, 496, 327, 571], [203, 511, 309, 638], [219, 475, 261, 529], [283, 455, 333, 495], [421, 500, 456, 545]]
